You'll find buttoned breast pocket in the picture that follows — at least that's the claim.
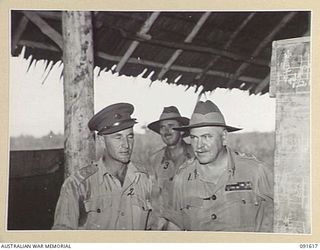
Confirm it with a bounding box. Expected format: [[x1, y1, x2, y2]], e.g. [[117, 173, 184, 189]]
[[130, 190, 152, 230], [83, 195, 112, 229], [178, 196, 204, 230], [221, 191, 260, 231]]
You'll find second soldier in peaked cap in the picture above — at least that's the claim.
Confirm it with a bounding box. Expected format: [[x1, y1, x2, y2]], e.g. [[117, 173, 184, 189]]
[[53, 103, 155, 230]]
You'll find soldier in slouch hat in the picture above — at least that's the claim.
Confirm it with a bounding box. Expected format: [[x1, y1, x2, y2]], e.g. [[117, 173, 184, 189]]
[[147, 106, 194, 230], [166, 100, 273, 232]]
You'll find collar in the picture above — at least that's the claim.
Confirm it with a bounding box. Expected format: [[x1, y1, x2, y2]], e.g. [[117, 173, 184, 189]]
[[163, 140, 194, 161], [97, 158, 140, 185], [226, 146, 236, 176], [196, 146, 235, 183]]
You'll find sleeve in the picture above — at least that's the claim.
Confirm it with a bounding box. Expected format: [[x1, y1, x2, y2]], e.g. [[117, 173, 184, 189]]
[[160, 173, 185, 230], [255, 163, 274, 232], [51, 177, 81, 230]]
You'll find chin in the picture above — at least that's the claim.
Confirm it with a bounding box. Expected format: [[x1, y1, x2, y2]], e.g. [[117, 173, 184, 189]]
[[197, 156, 211, 165], [117, 158, 130, 164]]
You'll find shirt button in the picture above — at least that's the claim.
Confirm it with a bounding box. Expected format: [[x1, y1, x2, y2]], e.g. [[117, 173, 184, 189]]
[[242, 199, 246, 204], [120, 212, 125, 216], [211, 195, 217, 200], [97, 208, 101, 213], [211, 213, 217, 220]]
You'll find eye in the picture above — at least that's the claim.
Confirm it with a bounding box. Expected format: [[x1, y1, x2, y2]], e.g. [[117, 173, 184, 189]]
[[127, 134, 134, 139], [204, 134, 213, 140]]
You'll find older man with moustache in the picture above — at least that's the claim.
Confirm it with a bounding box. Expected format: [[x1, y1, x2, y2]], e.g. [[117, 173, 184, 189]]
[[168, 100, 273, 232], [52, 103, 154, 230]]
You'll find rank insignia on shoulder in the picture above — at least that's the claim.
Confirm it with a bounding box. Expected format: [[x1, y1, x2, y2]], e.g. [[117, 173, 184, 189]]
[[225, 181, 252, 191], [235, 151, 257, 160]]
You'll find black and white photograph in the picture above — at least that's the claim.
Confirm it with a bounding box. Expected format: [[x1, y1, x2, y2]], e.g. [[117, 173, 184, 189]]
[[6, 8, 311, 238]]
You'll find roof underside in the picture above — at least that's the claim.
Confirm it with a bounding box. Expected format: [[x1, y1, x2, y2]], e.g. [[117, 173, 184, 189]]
[[11, 10, 310, 95]]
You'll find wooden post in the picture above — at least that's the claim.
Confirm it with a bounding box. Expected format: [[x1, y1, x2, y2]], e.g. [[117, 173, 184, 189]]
[[62, 11, 95, 177], [270, 37, 310, 233]]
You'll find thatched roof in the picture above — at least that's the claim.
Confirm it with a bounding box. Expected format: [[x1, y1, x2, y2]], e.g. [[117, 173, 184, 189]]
[[11, 10, 310, 95]]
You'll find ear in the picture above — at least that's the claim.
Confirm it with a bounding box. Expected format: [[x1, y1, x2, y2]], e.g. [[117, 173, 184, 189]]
[[221, 129, 228, 146], [95, 135, 106, 160]]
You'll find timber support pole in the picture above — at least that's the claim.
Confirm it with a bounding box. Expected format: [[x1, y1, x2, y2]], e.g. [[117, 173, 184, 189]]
[[62, 11, 95, 177]]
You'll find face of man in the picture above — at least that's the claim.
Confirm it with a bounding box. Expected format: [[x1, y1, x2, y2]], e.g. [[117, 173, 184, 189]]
[[190, 126, 227, 165], [159, 119, 182, 146], [103, 127, 134, 164]]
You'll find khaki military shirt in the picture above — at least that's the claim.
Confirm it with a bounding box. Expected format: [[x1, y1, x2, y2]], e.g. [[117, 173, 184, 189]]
[[168, 147, 273, 232], [52, 160, 153, 230], [151, 141, 194, 209]]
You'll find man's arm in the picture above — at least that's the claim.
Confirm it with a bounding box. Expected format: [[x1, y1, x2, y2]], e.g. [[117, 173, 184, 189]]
[[52, 177, 81, 230]]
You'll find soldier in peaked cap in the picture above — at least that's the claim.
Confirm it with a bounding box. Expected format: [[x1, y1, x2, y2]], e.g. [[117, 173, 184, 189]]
[[52, 103, 155, 230], [147, 106, 194, 230], [164, 100, 273, 232]]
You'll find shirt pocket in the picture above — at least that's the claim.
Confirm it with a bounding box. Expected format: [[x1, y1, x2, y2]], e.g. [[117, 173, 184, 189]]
[[83, 195, 112, 229], [179, 196, 204, 230], [130, 193, 152, 230], [220, 190, 259, 231]]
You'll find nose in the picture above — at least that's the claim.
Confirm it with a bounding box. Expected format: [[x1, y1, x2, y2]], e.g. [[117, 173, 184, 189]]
[[164, 126, 171, 133], [120, 136, 129, 149], [196, 138, 204, 150]]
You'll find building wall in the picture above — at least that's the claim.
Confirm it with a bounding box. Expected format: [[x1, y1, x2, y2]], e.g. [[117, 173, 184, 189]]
[[270, 37, 310, 233]]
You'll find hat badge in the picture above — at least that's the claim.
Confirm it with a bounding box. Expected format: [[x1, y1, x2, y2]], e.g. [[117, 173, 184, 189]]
[[114, 113, 122, 119]]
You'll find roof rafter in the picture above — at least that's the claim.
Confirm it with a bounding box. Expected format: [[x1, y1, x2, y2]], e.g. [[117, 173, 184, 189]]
[[226, 12, 297, 88], [22, 11, 63, 49], [156, 12, 211, 80], [19, 40, 60, 52], [97, 51, 262, 84], [17, 38, 263, 85], [12, 15, 29, 53], [195, 13, 256, 85], [254, 75, 270, 94], [115, 12, 160, 73], [121, 29, 269, 67]]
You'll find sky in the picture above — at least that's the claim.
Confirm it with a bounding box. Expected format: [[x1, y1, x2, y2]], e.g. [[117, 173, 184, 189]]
[[9, 50, 276, 137]]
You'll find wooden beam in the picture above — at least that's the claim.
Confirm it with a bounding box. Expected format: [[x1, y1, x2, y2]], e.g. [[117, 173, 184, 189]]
[[36, 11, 61, 21], [115, 12, 160, 73], [121, 29, 269, 67], [227, 12, 297, 88], [157, 12, 211, 80], [16, 39, 263, 85], [97, 51, 262, 84], [23, 11, 63, 49], [11, 15, 29, 52], [195, 13, 255, 82], [254, 75, 270, 94], [18, 40, 60, 52], [62, 11, 95, 177]]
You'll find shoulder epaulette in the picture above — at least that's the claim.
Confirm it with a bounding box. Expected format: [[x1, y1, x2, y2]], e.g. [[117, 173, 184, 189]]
[[73, 162, 99, 184], [178, 157, 195, 172], [235, 151, 258, 161], [132, 162, 149, 177], [150, 146, 166, 157]]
